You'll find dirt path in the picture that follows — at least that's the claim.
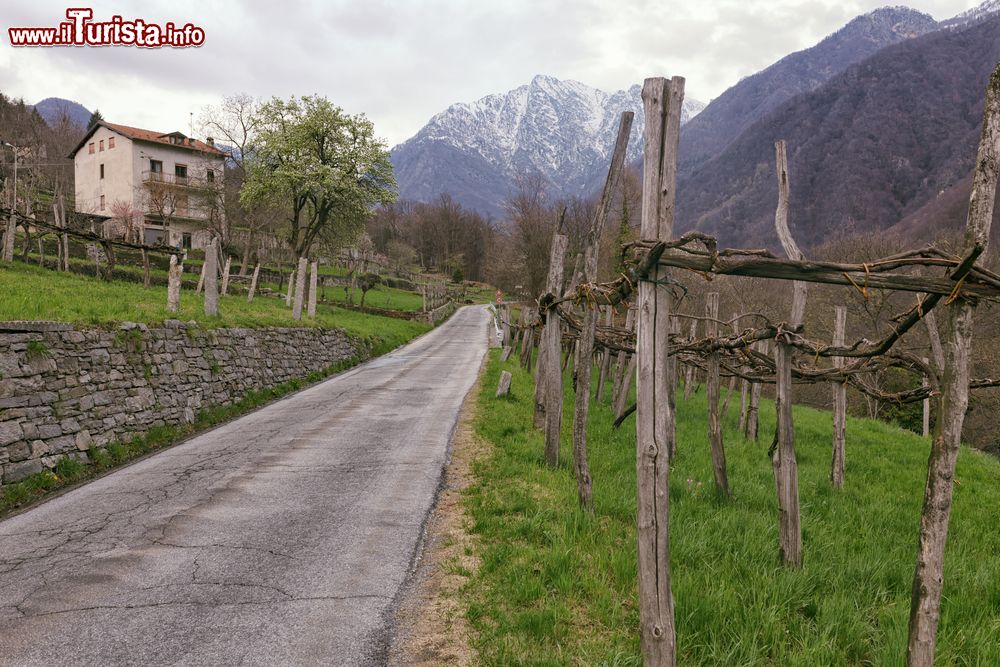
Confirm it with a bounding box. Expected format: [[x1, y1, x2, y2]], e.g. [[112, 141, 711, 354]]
[[389, 355, 490, 666]]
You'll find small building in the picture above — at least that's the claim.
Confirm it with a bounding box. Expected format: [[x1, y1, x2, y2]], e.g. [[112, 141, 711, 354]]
[[70, 121, 225, 250]]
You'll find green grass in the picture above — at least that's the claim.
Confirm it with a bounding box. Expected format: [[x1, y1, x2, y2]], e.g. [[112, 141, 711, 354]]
[[0, 262, 430, 347], [0, 351, 372, 518], [465, 351, 1000, 666]]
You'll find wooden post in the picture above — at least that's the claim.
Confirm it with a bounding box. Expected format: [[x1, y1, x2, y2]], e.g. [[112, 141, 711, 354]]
[[167, 254, 182, 313], [610, 307, 636, 404], [636, 75, 683, 666], [720, 313, 739, 420], [535, 215, 569, 434], [596, 307, 613, 401], [203, 238, 219, 317], [247, 263, 261, 303], [907, 65, 1000, 667], [292, 256, 308, 320], [142, 248, 151, 288], [772, 139, 805, 568], [221, 256, 232, 296], [922, 357, 931, 438], [308, 260, 318, 318], [705, 292, 730, 496], [285, 267, 296, 307], [496, 371, 513, 397], [831, 306, 847, 488], [683, 320, 698, 400], [746, 340, 765, 441], [2, 212, 14, 263], [196, 260, 206, 294], [572, 110, 634, 510]]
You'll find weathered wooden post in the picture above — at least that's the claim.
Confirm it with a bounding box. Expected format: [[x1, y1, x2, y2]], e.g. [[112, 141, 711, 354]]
[[572, 110, 633, 510], [496, 371, 512, 397], [745, 340, 765, 441], [221, 255, 232, 296], [535, 214, 568, 433], [921, 356, 931, 437], [247, 263, 261, 303], [772, 139, 805, 568], [720, 313, 739, 419], [292, 256, 308, 320], [705, 292, 730, 496], [906, 64, 1000, 667], [683, 320, 698, 400], [831, 305, 847, 488], [142, 248, 151, 288], [308, 260, 318, 318], [596, 307, 614, 401], [636, 75, 684, 666], [2, 211, 14, 263], [285, 266, 296, 307], [167, 254, 182, 313], [203, 238, 219, 317], [196, 260, 207, 294]]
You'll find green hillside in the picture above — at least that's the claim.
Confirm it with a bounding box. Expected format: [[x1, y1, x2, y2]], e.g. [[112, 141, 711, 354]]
[[465, 351, 1000, 665]]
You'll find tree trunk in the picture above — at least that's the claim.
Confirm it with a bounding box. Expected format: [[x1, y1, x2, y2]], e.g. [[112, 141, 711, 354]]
[[3, 213, 16, 263], [635, 76, 683, 666]]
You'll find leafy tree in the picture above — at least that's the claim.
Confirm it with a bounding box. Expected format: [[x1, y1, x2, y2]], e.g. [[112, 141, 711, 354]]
[[241, 95, 396, 262]]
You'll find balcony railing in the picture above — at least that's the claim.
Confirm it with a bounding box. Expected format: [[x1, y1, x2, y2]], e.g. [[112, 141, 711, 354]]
[[142, 171, 218, 188]]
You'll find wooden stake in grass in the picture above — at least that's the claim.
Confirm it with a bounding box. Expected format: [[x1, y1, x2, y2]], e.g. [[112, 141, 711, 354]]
[[636, 75, 683, 667], [906, 64, 1000, 667], [535, 213, 568, 434], [247, 263, 261, 303], [203, 238, 220, 317], [292, 256, 308, 320], [705, 292, 731, 497], [772, 139, 804, 568], [286, 266, 296, 307], [831, 305, 847, 488], [167, 254, 182, 313], [572, 110, 634, 510], [596, 307, 613, 401], [196, 260, 206, 294], [221, 255, 232, 296], [683, 320, 697, 400], [308, 260, 318, 318]]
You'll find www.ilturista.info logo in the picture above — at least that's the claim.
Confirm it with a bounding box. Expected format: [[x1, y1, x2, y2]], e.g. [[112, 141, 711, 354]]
[[8, 8, 205, 48]]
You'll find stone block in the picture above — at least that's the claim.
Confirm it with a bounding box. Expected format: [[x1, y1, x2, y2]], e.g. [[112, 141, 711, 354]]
[[0, 420, 23, 447], [75, 430, 94, 451], [4, 459, 43, 483], [36, 424, 62, 439]]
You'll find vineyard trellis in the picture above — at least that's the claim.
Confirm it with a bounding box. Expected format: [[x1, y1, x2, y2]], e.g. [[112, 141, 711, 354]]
[[502, 64, 1000, 666]]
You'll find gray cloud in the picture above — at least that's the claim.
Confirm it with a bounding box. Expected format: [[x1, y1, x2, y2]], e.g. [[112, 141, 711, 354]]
[[0, 0, 979, 144]]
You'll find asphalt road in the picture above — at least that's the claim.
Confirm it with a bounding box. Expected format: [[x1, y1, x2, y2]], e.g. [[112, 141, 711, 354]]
[[0, 305, 490, 666]]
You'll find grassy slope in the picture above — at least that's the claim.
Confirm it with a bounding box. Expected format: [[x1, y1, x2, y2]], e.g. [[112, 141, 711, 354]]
[[467, 351, 1000, 666], [0, 262, 429, 348]]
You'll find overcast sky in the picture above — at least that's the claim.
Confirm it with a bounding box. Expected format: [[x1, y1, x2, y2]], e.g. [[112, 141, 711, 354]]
[[0, 0, 981, 146]]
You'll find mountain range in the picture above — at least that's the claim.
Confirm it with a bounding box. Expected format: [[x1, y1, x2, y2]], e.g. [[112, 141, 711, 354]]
[[29, 98, 92, 128], [391, 1, 1000, 247], [391, 76, 705, 217]]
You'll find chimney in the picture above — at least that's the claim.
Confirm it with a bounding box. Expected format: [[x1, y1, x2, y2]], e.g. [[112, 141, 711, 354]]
[[206, 137, 214, 147]]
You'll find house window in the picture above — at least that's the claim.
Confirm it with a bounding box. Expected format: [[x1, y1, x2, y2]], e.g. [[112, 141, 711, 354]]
[[99, 140, 104, 151], [174, 164, 188, 179], [182, 233, 192, 250], [108, 137, 115, 149], [99, 195, 105, 211], [99, 164, 104, 179], [149, 159, 162, 179], [88, 142, 95, 154], [206, 169, 215, 183]]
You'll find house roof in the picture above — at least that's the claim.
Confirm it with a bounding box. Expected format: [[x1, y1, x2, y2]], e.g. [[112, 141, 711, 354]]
[[68, 121, 226, 158]]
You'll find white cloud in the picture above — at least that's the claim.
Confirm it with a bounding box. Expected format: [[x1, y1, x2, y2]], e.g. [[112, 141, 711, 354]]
[[0, 0, 979, 144]]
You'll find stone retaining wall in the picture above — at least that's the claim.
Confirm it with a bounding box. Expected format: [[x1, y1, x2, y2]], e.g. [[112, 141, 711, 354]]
[[0, 321, 364, 485]]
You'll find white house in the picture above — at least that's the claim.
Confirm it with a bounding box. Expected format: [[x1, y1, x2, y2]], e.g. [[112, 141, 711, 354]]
[[70, 121, 225, 250]]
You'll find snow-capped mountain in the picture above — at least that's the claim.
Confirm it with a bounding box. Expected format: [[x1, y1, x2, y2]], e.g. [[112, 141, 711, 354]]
[[941, 0, 1000, 28], [391, 75, 705, 217]]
